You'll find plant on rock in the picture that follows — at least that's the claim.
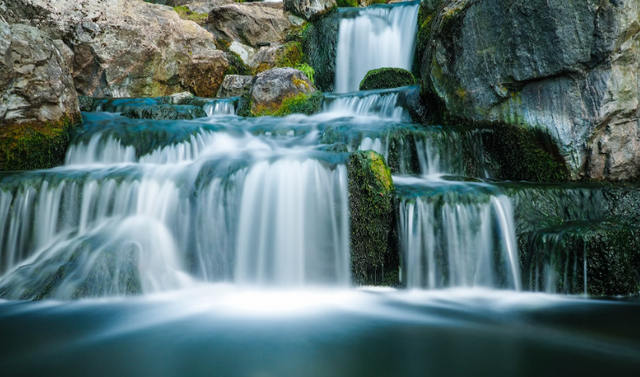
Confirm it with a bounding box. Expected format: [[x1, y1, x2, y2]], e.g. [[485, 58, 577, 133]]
[[359, 68, 416, 91]]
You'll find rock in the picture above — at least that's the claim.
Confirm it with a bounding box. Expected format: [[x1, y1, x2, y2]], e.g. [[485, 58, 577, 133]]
[[207, 2, 293, 48], [347, 150, 397, 286], [284, 0, 337, 21], [2, 0, 228, 98], [0, 21, 80, 171], [238, 67, 322, 117], [302, 9, 338, 92], [229, 41, 256, 66], [168, 92, 196, 105], [217, 75, 254, 98], [122, 105, 207, 120], [78, 95, 93, 112], [359, 68, 416, 91], [419, 0, 640, 181]]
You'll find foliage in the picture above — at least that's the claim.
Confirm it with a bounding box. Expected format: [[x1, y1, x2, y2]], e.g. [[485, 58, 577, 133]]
[[336, 0, 358, 7], [359, 68, 416, 91], [252, 92, 323, 117], [296, 63, 315, 84], [276, 42, 305, 69]]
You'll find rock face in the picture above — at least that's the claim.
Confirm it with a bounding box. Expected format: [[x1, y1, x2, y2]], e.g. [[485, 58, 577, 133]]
[[0, 20, 80, 171], [239, 67, 322, 117], [217, 75, 253, 97], [419, 0, 640, 180], [302, 10, 339, 92], [1, 0, 228, 98], [284, 0, 337, 20], [207, 2, 293, 48]]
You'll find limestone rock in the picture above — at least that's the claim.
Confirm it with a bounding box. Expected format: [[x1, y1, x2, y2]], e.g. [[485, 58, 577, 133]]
[[207, 2, 293, 48], [217, 75, 254, 98], [419, 0, 640, 181], [284, 0, 337, 21], [0, 21, 80, 170], [1, 0, 228, 98], [239, 67, 321, 117]]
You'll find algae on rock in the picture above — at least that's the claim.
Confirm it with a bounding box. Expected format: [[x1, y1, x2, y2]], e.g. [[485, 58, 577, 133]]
[[359, 68, 416, 91], [347, 150, 398, 286]]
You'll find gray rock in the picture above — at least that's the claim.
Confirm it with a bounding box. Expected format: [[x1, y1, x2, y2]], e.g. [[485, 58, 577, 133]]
[[1, 0, 228, 98], [419, 0, 640, 180], [207, 2, 293, 48], [168, 92, 196, 105], [217, 75, 254, 98], [0, 22, 79, 125], [229, 41, 256, 66], [122, 105, 207, 120], [284, 0, 336, 21]]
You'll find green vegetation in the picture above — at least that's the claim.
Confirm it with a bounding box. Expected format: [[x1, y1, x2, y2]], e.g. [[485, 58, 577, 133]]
[[276, 42, 305, 68], [347, 150, 398, 286], [0, 115, 80, 171], [173, 6, 208, 25], [359, 68, 416, 91], [225, 50, 251, 76], [247, 91, 323, 117], [295, 63, 315, 84], [336, 0, 358, 7]]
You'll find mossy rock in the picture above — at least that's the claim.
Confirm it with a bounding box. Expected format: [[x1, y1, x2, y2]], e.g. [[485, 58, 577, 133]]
[[480, 122, 569, 182], [347, 150, 398, 286], [521, 221, 640, 296], [0, 115, 81, 171], [359, 68, 417, 91], [336, 0, 358, 7]]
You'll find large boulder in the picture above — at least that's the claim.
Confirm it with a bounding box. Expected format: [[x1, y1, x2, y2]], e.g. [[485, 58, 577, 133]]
[[419, 0, 640, 181], [207, 2, 293, 48], [1, 0, 228, 98], [0, 21, 80, 171], [238, 67, 322, 117], [284, 0, 337, 21]]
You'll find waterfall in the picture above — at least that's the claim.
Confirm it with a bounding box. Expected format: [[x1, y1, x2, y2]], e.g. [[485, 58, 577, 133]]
[[0, 115, 352, 299], [334, 2, 420, 93], [203, 98, 237, 116], [395, 178, 520, 290], [323, 86, 415, 120]]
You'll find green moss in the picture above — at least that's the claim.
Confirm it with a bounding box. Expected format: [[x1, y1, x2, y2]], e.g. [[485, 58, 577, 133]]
[[347, 150, 398, 286], [413, 2, 437, 75], [276, 42, 305, 69], [173, 6, 208, 25], [336, 0, 358, 7], [0, 115, 80, 171], [480, 122, 569, 183], [359, 68, 416, 91], [252, 91, 323, 117], [225, 50, 251, 76]]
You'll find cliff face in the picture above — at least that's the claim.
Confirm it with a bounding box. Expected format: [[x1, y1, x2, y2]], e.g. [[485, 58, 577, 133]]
[[418, 0, 640, 180]]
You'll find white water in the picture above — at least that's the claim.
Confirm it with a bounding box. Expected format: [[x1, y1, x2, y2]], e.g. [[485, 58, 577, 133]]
[[203, 99, 237, 116], [335, 2, 420, 92], [323, 91, 407, 120], [395, 177, 521, 290]]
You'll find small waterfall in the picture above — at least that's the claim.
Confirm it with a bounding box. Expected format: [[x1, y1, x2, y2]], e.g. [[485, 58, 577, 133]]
[[323, 86, 414, 120], [335, 2, 420, 92], [204, 98, 237, 116], [396, 178, 521, 290]]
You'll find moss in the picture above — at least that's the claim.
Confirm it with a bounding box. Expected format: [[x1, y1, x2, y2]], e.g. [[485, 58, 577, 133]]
[[173, 6, 208, 25], [347, 150, 398, 286], [225, 50, 251, 76], [480, 122, 569, 183], [0, 115, 80, 171], [336, 0, 358, 7], [252, 91, 323, 117], [275, 42, 305, 69], [359, 68, 416, 91]]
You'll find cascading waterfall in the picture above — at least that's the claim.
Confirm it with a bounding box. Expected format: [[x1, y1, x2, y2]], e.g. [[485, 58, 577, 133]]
[[334, 2, 420, 92], [0, 114, 351, 299], [203, 98, 238, 116]]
